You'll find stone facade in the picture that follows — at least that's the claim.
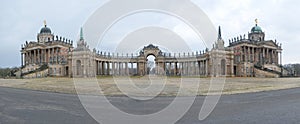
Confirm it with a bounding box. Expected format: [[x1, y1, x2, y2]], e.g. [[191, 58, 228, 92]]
[[20, 20, 286, 78], [20, 21, 73, 78]]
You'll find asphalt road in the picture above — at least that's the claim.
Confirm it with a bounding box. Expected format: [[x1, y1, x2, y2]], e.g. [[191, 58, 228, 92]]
[[1, 87, 300, 124]]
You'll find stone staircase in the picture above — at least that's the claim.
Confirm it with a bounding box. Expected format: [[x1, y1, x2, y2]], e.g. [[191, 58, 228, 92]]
[[21, 64, 49, 78], [254, 64, 282, 78]]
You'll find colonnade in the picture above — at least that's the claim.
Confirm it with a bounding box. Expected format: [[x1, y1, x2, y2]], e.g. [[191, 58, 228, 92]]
[[95, 59, 209, 76], [238, 46, 280, 65], [21, 47, 62, 66]]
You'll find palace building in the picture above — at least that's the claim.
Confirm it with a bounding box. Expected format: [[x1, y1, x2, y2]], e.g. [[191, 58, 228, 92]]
[[19, 20, 286, 78], [20, 21, 73, 78]]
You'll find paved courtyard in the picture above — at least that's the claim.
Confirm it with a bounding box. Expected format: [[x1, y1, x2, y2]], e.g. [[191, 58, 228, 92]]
[[0, 77, 300, 96]]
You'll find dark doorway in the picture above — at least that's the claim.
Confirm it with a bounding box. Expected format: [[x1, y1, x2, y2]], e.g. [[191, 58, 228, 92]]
[[234, 66, 237, 76], [65, 66, 69, 76]]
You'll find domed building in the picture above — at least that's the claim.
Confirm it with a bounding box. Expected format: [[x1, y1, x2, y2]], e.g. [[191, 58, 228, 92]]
[[20, 21, 74, 78], [228, 19, 284, 77]]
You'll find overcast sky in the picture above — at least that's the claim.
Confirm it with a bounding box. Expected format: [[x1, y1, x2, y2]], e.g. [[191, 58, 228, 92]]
[[1, 0, 299, 67]]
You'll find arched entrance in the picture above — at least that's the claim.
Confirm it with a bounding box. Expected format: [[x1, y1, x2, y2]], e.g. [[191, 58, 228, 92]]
[[221, 59, 226, 76], [146, 55, 156, 75], [76, 60, 82, 76]]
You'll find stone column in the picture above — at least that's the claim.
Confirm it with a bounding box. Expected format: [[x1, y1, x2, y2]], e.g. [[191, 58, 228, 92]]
[[193, 61, 198, 75], [247, 46, 250, 62], [37, 49, 40, 64], [116, 62, 118, 75], [183, 62, 186, 75], [111, 62, 115, 75], [47, 49, 49, 63], [175, 62, 178, 76], [123, 62, 127, 75], [24, 52, 27, 65], [185, 62, 189, 76], [102, 61, 105, 75], [137, 62, 140, 75], [41, 49, 43, 64], [181, 62, 184, 75], [120, 62, 123, 75], [131, 62, 133, 75], [96, 61, 98, 75], [276, 51, 279, 65], [120, 62, 122, 75], [270, 50, 273, 64], [205, 60, 208, 76], [125, 62, 128, 75], [168, 62, 171, 75], [242, 46, 244, 62], [159, 62, 162, 75], [107, 62, 110, 75], [39, 49, 41, 64], [231, 57, 234, 77], [33, 49, 36, 64], [100, 61, 102, 75], [280, 52, 282, 66], [262, 48, 265, 64], [155, 62, 158, 75], [199, 61, 202, 75], [98, 61, 100, 75], [36, 49, 38, 64], [30, 51, 33, 64], [202, 61, 204, 75], [266, 48, 269, 64], [246, 46, 249, 62], [272, 50, 276, 64], [52, 48, 55, 64], [24, 52, 26, 65], [252, 47, 254, 62], [188, 62, 191, 75], [21, 53, 24, 67], [118, 62, 121, 75], [198, 61, 201, 75], [95, 61, 98, 75], [29, 51, 31, 64], [28, 52, 30, 65], [57, 48, 60, 64], [51, 48, 54, 64], [45, 49, 47, 63]]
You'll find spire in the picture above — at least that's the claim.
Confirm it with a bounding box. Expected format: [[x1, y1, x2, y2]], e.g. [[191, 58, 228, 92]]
[[80, 27, 84, 41], [218, 26, 222, 40], [255, 18, 258, 26], [43, 20, 47, 27]]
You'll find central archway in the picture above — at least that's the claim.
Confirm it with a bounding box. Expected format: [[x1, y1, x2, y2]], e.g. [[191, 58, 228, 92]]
[[147, 55, 156, 75]]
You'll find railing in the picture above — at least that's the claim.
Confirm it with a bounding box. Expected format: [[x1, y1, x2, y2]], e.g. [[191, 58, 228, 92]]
[[21, 64, 49, 76]]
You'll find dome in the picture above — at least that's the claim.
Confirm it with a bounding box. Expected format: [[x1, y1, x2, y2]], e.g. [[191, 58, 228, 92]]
[[40, 26, 51, 34], [251, 24, 262, 33]]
